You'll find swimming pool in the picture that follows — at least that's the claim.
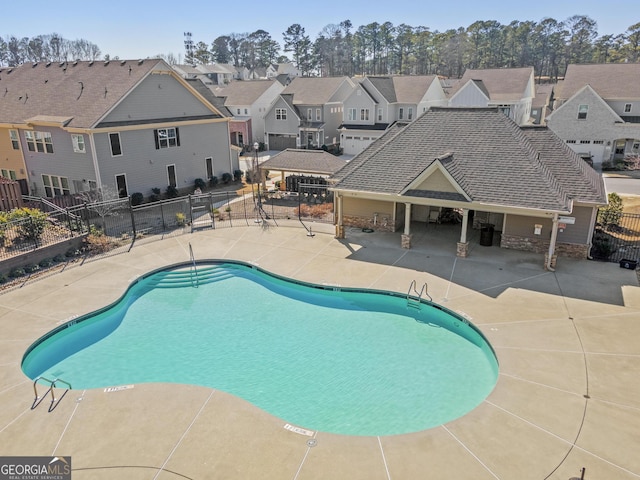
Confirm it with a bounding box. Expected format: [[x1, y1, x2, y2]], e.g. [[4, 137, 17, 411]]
[[22, 261, 498, 436]]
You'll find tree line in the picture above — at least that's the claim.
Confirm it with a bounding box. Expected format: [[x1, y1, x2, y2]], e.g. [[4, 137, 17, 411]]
[[3, 16, 640, 81], [0, 33, 101, 66]]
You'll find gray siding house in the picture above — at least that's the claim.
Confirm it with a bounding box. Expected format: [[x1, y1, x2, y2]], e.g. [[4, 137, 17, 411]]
[[448, 67, 535, 125], [0, 59, 235, 199], [340, 75, 448, 155], [331, 107, 606, 268], [546, 63, 640, 168], [264, 77, 354, 151]]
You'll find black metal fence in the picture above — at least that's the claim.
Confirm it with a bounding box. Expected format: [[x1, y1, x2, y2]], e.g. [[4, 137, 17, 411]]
[[590, 211, 640, 263], [1, 188, 334, 263]]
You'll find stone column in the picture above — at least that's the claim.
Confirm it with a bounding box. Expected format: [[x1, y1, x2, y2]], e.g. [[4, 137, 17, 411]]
[[402, 203, 412, 249], [402, 234, 412, 249], [457, 241, 469, 257]]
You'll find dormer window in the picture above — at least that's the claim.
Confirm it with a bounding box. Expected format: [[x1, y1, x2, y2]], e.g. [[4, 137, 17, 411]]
[[578, 104, 588, 120], [625, 103, 632, 113]]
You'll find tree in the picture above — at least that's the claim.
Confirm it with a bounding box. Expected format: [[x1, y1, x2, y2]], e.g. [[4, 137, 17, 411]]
[[565, 15, 598, 67], [283, 24, 312, 75], [192, 41, 211, 64], [623, 22, 640, 62], [598, 192, 624, 231], [211, 36, 231, 64], [78, 185, 125, 234]]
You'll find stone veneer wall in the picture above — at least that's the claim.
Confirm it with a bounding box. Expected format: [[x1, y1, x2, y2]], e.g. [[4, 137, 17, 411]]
[[342, 215, 396, 233], [500, 234, 590, 259]]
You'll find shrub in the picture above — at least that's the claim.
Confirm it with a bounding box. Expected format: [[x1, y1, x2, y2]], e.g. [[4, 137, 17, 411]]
[[65, 247, 81, 257], [209, 176, 219, 188], [9, 267, 25, 278], [9, 208, 48, 242], [233, 170, 243, 182], [53, 254, 67, 263], [221, 172, 232, 184], [24, 263, 40, 274], [598, 192, 623, 230], [39, 258, 54, 268], [296, 203, 334, 218], [130, 192, 144, 206], [84, 233, 116, 254], [166, 185, 179, 198], [0, 273, 6, 284], [149, 187, 161, 203], [175, 212, 187, 226], [194, 178, 207, 190]]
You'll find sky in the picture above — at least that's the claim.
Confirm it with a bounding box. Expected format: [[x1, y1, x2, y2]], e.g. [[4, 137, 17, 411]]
[[2, 0, 638, 61]]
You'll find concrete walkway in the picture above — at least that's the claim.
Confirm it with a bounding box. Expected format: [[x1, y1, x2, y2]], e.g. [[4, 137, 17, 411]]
[[1, 223, 639, 479]]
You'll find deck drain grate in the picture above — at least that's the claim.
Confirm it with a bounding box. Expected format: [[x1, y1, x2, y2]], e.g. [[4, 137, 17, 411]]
[[306, 439, 317, 447]]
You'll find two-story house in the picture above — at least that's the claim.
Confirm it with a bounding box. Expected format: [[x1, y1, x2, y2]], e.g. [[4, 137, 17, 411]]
[[546, 63, 640, 167], [340, 75, 448, 156], [447, 67, 536, 125], [264, 77, 355, 151], [0, 59, 235, 199], [0, 122, 28, 193], [212, 79, 286, 148]]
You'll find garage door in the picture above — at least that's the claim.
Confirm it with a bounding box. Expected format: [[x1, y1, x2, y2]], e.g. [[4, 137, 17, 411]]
[[341, 135, 377, 156], [268, 134, 297, 151]]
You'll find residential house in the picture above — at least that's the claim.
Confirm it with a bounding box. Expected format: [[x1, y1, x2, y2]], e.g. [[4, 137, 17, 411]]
[[173, 63, 243, 86], [447, 67, 536, 125], [546, 63, 640, 167], [340, 75, 448, 156], [331, 107, 606, 266], [0, 59, 235, 199], [212, 79, 285, 148], [264, 76, 355, 150], [266, 63, 301, 79], [531, 83, 555, 125], [0, 122, 28, 194]]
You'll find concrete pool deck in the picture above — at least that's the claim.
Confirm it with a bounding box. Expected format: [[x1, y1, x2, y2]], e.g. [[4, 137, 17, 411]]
[[1, 223, 639, 479]]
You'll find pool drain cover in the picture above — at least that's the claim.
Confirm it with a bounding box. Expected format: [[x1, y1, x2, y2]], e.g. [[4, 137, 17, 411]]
[[307, 439, 317, 447]]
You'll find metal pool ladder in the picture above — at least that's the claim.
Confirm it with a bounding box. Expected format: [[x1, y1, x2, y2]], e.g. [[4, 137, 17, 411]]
[[406, 280, 431, 309], [32, 376, 72, 412], [189, 242, 199, 288]]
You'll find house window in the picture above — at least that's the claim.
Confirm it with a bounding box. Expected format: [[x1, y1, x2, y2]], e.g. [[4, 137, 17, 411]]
[[566, 140, 577, 144], [578, 104, 588, 120], [25, 131, 54, 153], [244, 108, 248, 114], [580, 140, 591, 144], [307, 108, 312, 120], [348, 108, 357, 121], [360, 109, 369, 121], [154, 128, 180, 149], [593, 140, 605, 145], [316, 108, 321, 121], [399, 108, 404, 120], [377, 108, 383, 122], [167, 164, 177, 187], [625, 103, 632, 113], [9, 130, 19, 150], [71, 134, 86, 153], [109, 132, 122, 156], [1, 169, 17, 180], [115, 174, 128, 197], [236, 108, 241, 114], [275, 108, 287, 120], [498, 105, 511, 117], [42, 174, 70, 197], [408, 107, 413, 120]]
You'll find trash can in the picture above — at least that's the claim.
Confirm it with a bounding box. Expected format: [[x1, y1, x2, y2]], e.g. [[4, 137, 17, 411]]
[[479, 223, 494, 246]]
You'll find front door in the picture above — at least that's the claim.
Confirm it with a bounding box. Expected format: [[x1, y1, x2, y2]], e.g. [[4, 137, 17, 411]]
[[167, 164, 177, 187], [115, 174, 128, 197], [205, 157, 213, 179]]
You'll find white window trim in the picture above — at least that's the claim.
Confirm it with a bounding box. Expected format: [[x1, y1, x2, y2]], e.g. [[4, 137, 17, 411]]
[[109, 132, 123, 157], [9, 129, 20, 150], [72, 134, 86, 153], [115, 173, 128, 197], [167, 164, 177, 187]]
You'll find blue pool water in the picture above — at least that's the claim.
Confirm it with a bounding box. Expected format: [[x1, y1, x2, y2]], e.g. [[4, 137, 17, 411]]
[[22, 261, 498, 436]]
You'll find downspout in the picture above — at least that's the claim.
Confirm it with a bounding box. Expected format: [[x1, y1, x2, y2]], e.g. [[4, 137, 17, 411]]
[[546, 213, 559, 272], [88, 132, 102, 188]]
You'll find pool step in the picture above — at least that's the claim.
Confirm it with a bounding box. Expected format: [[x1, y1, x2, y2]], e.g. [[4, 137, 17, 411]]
[[143, 266, 234, 288]]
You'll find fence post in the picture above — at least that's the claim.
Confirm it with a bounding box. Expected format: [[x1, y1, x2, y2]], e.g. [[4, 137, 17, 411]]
[[128, 196, 136, 239], [227, 192, 233, 228], [84, 204, 90, 233], [66, 207, 73, 237]]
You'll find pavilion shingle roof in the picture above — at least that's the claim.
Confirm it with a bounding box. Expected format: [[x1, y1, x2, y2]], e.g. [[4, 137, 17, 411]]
[[260, 149, 348, 175], [331, 107, 605, 212], [555, 63, 640, 100], [0, 59, 171, 128]]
